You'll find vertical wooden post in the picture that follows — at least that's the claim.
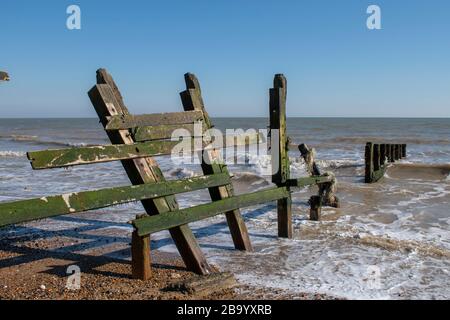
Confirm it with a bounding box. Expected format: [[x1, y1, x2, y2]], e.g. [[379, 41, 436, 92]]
[[394, 145, 400, 160], [309, 196, 322, 221], [89, 69, 212, 276], [373, 144, 381, 171], [389, 144, 395, 162], [365, 142, 374, 183], [385, 144, 391, 163], [180, 73, 252, 251], [131, 215, 151, 280], [402, 144, 407, 158], [380, 144, 386, 166], [270, 74, 292, 238]]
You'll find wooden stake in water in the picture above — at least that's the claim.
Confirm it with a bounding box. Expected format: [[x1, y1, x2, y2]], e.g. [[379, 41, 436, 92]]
[[309, 196, 322, 221], [365, 142, 374, 183], [270, 74, 292, 238]]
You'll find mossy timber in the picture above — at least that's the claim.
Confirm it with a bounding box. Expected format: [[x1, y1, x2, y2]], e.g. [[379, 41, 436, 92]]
[[0, 69, 338, 281]]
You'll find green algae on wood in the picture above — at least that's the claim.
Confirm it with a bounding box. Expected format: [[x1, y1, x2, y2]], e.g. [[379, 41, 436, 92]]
[[0, 173, 231, 227], [133, 187, 290, 237], [105, 110, 205, 130]]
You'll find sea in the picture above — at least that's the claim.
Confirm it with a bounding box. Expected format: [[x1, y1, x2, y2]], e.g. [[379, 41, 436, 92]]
[[0, 118, 449, 299]]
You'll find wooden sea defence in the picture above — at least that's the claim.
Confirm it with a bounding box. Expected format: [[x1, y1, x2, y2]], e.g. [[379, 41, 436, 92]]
[[0, 69, 339, 281], [365, 142, 407, 183]]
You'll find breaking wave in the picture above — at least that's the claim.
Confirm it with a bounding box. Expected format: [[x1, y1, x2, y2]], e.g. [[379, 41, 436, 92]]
[[0, 134, 91, 148], [0, 151, 27, 158], [329, 136, 450, 145]]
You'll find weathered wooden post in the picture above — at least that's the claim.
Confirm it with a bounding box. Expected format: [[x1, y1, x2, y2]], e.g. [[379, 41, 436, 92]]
[[380, 144, 387, 166], [298, 143, 321, 176], [389, 144, 395, 162], [131, 214, 151, 280], [180, 73, 253, 251], [385, 144, 391, 163], [270, 74, 292, 238], [394, 144, 400, 160], [373, 144, 381, 171], [402, 144, 407, 158], [298, 143, 339, 209], [309, 196, 322, 221], [89, 69, 212, 278], [365, 142, 374, 183]]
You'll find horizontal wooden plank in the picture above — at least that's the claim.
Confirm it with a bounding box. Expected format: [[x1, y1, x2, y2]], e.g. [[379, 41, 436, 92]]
[[133, 123, 204, 142], [287, 175, 333, 188], [28, 133, 262, 170], [133, 186, 290, 236], [105, 111, 205, 130], [135, 124, 262, 145], [27, 140, 181, 169], [0, 173, 231, 228]]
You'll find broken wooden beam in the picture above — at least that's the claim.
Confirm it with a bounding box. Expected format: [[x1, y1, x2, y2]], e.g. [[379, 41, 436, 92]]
[[298, 143, 321, 176]]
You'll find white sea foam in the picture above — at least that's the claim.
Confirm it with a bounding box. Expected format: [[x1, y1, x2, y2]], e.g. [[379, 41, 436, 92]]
[[397, 185, 450, 206], [0, 150, 26, 157]]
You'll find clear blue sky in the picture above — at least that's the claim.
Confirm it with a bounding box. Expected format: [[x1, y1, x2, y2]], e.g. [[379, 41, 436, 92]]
[[1, 0, 449, 118]]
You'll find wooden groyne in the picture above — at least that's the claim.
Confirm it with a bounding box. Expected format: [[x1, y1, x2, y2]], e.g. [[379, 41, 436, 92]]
[[365, 142, 407, 183], [0, 69, 339, 281]]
